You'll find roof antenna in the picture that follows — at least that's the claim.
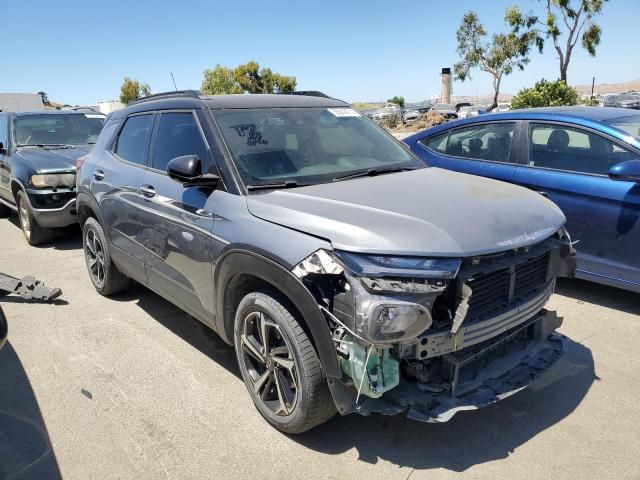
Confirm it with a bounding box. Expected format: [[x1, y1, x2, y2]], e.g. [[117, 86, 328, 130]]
[[170, 72, 178, 91]]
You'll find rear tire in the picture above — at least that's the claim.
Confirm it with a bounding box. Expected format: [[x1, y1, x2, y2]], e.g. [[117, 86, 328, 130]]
[[83, 217, 130, 296], [234, 290, 336, 434], [16, 190, 53, 245]]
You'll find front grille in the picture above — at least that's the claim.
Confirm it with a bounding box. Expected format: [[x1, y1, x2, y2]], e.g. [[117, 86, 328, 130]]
[[465, 252, 550, 321]]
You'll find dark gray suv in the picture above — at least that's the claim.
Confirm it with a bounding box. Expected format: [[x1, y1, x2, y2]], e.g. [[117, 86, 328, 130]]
[[76, 91, 576, 433]]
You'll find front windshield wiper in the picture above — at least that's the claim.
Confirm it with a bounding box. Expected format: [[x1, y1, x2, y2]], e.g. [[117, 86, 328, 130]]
[[17, 143, 77, 149], [246, 180, 306, 191], [332, 167, 417, 182]]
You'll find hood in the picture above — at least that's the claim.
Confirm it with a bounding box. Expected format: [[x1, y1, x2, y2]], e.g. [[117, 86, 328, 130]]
[[16, 145, 91, 173], [246, 168, 566, 257]]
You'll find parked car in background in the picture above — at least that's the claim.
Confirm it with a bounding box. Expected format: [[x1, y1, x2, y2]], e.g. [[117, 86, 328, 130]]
[[613, 94, 640, 110], [402, 108, 421, 122], [458, 105, 488, 119], [372, 103, 402, 123], [405, 107, 640, 293], [0, 110, 105, 244], [455, 102, 472, 112], [496, 102, 511, 112], [599, 93, 620, 107], [77, 90, 574, 433], [431, 103, 458, 119]]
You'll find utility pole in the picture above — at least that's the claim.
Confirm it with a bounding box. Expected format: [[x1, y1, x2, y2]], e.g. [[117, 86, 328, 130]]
[[170, 72, 178, 91], [591, 76, 595, 100]]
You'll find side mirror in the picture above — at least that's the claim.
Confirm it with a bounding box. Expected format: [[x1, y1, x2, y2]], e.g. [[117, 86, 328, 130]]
[[608, 159, 640, 183], [167, 155, 219, 188]]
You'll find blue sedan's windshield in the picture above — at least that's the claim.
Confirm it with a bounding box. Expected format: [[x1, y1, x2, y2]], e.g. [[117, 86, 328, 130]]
[[604, 115, 640, 140], [213, 107, 424, 188]]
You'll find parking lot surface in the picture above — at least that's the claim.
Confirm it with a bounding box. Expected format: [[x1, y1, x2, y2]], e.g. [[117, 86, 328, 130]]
[[1, 218, 639, 480]]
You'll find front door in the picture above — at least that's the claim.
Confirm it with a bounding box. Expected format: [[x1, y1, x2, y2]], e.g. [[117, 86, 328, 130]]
[[138, 110, 218, 323], [514, 121, 640, 290]]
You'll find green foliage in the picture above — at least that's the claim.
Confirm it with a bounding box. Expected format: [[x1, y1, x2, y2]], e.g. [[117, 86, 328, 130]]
[[506, 0, 608, 82], [202, 65, 242, 95], [119, 77, 151, 104], [201, 61, 296, 95], [511, 79, 579, 109], [454, 11, 539, 110], [387, 96, 405, 107]]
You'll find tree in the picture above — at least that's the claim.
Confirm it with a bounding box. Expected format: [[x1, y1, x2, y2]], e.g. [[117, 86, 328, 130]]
[[201, 61, 296, 95], [202, 65, 243, 95], [506, 0, 607, 83], [511, 78, 578, 109], [454, 12, 540, 111], [387, 96, 405, 107], [119, 77, 151, 104]]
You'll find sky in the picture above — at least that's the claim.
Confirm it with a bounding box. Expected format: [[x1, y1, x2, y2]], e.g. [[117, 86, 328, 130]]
[[2, 0, 639, 105]]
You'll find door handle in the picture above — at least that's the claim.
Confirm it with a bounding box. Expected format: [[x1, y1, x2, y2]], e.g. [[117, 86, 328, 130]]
[[93, 170, 105, 181], [138, 185, 156, 198]]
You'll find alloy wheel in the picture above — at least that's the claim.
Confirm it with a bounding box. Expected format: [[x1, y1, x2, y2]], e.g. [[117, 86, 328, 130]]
[[85, 228, 106, 287], [19, 201, 31, 239], [240, 311, 299, 416]]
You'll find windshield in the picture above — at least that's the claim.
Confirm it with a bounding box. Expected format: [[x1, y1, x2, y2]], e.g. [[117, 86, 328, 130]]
[[15, 113, 105, 146], [604, 115, 640, 140], [213, 107, 424, 189]]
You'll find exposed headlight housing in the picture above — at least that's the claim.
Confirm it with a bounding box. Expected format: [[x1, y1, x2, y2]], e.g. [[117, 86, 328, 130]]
[[31, 173, 76, 188], [362, 300, 433, 342], [292, 249, 344, 278], [336, 251, 461, 279]]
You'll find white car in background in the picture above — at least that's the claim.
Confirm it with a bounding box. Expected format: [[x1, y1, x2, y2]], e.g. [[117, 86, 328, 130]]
[[496, 102, 511, 112]]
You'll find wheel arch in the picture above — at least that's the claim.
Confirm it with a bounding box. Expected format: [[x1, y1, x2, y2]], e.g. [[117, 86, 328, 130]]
[[214, 249, 340, 379]]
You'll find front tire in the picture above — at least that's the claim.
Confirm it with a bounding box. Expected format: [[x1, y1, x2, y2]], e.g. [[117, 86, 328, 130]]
[[16, 190, 53, 245], [83, 217, 130, 296], [234, 290, 335, 434]]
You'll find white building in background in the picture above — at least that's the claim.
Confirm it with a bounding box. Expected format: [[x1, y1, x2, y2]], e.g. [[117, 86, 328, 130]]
[[98, 100, 125, 114], [0, 93, 45, 112]]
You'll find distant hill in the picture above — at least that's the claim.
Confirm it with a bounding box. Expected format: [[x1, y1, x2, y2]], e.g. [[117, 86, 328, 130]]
[[573, 79, 640, 95]]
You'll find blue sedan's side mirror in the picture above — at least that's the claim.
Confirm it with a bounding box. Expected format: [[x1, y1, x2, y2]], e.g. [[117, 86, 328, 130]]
[[609, 159, 640, 182]]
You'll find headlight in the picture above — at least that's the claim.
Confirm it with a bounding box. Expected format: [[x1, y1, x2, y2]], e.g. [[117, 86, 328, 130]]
[[31, 173, 76, 188], [336, 251, 461, 279], [365, 300, 432, 342], [292, 249, 344, 278]]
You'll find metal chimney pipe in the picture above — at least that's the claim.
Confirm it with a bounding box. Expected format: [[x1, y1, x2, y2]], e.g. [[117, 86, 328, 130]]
[[441, 67, 451, 105]]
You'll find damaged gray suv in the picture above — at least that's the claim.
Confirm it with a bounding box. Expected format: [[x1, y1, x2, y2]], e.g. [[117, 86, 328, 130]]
[[76, 91, 576, 433]]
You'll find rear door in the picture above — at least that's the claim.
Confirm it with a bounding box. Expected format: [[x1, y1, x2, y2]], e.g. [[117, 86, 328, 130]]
[[514, 121, 640, 289], [138, 110, 218, 322], [413, 121, 520, 183], [96, 113, 155, 282]]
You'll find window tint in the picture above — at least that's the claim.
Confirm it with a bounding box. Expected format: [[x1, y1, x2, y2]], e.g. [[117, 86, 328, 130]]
[[115, 115, 153, 165], [421, 133, 447, 153], [528, 123, 636, 175], [152, 112, 208, 172], [0, 116, 7, 148], [421, 123, 515, 162]]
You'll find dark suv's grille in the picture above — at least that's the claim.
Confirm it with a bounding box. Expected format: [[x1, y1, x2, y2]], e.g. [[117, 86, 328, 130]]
[[465, 252, 550, 321]]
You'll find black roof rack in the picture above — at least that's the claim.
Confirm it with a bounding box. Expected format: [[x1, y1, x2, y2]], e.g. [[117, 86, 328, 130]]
[[127, 90, 203, 106], [278, 91, 331, 98]]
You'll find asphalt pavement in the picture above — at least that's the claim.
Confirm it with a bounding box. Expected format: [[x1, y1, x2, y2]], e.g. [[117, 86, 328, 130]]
[[0, 217, 638, 480]]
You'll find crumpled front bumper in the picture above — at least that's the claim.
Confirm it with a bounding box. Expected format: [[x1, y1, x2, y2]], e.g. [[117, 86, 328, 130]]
[[352, 310, 564, 423]]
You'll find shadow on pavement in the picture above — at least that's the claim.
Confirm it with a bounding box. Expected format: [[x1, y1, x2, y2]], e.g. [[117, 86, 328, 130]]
[[0, 342, 62, 480], [294, 336, 595, 471], [111, 283, 241, 379], [556, 278, 640, 316], [6, 216, 82, 251]]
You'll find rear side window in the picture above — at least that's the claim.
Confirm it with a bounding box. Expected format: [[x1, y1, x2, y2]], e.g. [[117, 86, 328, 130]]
[[115, 114, 153, 165], [420, 123, 515, 163], [152, 112, 208, 172], [528, 123, 637, 175]]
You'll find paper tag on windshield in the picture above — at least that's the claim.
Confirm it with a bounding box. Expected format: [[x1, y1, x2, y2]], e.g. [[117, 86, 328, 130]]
[[327, 108, 361, 117], [84, 114, 105, 119]]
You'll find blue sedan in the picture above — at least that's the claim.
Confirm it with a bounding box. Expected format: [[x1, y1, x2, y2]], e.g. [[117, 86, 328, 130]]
[[404, 107, 640, 293]]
